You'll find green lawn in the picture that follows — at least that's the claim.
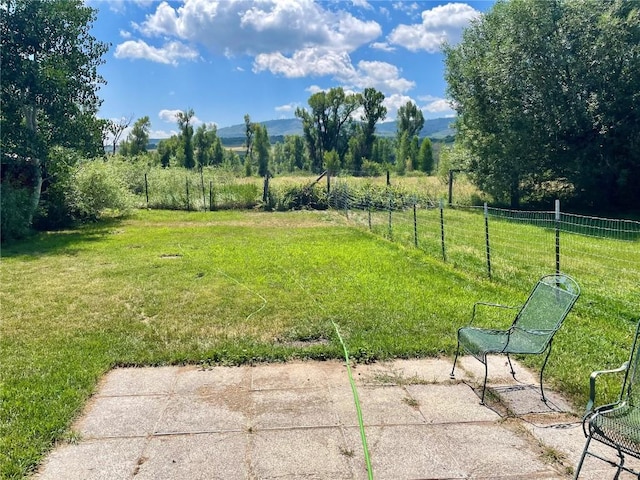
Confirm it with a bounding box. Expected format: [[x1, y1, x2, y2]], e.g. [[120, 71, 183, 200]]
[[0, 209, 636, 478]]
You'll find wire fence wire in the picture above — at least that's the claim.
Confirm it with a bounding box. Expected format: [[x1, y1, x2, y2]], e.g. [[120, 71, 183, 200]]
[[328, 178, 640, 323]]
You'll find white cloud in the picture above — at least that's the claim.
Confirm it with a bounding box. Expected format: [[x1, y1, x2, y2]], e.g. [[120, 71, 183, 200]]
[[149, 130, 178, 139], [306, 85, 324, 94], [383, 93, 415, 119], [136, 0, 381, 56], [255, 51, 413, 95], [425, 99, 453, 113], [253, 47, 355, 78], [158, 109, 203, 126], [351, 0, 373, 9], [119, 29, 132, 39], [388, 3, 480, 53], [275, 103, 299, 113], [346, 60, 415, 93], [370, 42, 396, 52], [114, 40, 198, 65]]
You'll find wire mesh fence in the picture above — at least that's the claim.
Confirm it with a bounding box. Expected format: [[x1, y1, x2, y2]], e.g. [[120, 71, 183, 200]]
[[328, 177, 640, 323]]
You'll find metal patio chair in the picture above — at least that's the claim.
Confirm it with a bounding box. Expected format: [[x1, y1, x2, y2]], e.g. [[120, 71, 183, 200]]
[[574, 320, 640, 479], [450, 273, 580, 404]]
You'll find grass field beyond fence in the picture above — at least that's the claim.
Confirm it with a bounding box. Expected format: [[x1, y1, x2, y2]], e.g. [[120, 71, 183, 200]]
[[0, 209, 637, 478]]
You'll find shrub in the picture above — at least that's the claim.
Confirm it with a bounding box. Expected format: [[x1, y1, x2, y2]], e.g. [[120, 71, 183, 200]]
[[1, 183, 33, 242], [271, 183, 328, 211], [33, 147, 80, 230], [69, 160, 134, 220]]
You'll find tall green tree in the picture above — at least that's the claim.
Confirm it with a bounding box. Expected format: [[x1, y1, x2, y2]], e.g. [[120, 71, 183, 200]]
[[121, 116, 150, 156], [176, 109, 195, 169], [253, 124, 271, 177], [107, 116, 132, 155], [295, 87, 363, 172], [395, 131, 409, 175], [283, 135, 306, 171], [397, 101, 425, 139], [417, 138, 434, 174], [360, 88, 387, 162], [395, 101, 424, 175], [193, 123, 212, 168], [445, 0, 640, 209], [1, 0, 109, 226]]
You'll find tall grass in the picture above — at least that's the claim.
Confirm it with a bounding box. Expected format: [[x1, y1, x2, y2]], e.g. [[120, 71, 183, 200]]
[[1, 208, 636, 478]]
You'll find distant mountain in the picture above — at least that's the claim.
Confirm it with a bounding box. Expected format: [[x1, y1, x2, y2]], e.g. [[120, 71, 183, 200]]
[[216, 116, 455, 140], [376, 117, 455, 139], [217, 118, 302, 138]]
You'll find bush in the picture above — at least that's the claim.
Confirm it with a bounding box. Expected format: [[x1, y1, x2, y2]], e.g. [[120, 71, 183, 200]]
[[69, 160, 134, 220], [33, 147, 80, 230], [1, 183, 33, 242], [270, 183, 328, 211]]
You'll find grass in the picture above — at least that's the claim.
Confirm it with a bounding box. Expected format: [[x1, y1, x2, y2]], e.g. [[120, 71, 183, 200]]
[[0, 208, 637, 478]]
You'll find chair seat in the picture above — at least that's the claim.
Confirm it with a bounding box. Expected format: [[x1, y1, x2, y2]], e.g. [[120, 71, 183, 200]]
[[458, 326, 549, 360], [589, 405, 640, 457]]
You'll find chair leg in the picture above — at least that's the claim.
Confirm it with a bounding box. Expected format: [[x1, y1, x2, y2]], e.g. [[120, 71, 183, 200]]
[[480, 356, 489, 405], [573, 435, 592, 479], [506, 353, 516, 378], [539, 342, 554, 403], [450, 340, 461, 378], [614, 447, 625, 480]]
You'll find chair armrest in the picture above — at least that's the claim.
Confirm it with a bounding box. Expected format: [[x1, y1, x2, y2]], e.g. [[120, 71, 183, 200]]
[[585, 362, 629, 414], [470, 302, 520, 325]]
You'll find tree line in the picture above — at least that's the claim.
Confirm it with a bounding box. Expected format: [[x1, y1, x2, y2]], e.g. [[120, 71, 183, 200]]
[[112, 89, 435, 180], [2, 0, 638, 241], [445, 0, 639, 210]]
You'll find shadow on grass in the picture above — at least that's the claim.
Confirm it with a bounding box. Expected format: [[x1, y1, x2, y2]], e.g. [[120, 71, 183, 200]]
[[1, 216, 127, 259]]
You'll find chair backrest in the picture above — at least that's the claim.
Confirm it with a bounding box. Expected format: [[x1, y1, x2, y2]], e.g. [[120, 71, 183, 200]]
[[511, 274, 580, 353], [622, 321, 640, 407]]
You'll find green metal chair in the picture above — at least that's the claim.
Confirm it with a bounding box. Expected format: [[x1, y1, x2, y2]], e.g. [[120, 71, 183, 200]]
[[574, 320, 640, 479], [450, 273, 580, 404]]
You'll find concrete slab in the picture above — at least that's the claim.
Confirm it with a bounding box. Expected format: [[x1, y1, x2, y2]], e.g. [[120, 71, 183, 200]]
[[32, 438, 145, 480], [75, 395, 167, 438], [493, 383, 573, 415], [330, 384, 426, 427], [132, 432, 248, 480], [173, 365, 251, 394], [252, 387, 339, 429], [34, 358, 619, 480], [360, 357, 457, 385], [250, 427, 355, 479], [344, 424, 465, 480], [457, 355, 538, 385], [406, 383, 501, 424], [250, 361, 330, 390], [156, 393, 249, 434], [97, 366, 178, 396], [436, 422, 559, 478]]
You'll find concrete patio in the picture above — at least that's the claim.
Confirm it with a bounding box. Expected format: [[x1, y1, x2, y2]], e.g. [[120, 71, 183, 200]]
[[32, 356, 637, 479]]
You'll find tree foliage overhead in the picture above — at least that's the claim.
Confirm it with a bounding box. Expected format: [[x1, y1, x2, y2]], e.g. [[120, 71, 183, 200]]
[[1, 0, 109, 159], [445, 0, 640, 209]]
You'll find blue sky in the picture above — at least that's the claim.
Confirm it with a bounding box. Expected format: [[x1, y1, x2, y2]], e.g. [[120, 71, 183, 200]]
[[89, 0, 495, 139]]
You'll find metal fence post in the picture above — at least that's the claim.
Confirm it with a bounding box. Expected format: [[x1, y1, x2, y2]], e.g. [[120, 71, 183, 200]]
[[413, 202, 418, 248], [388, 192, 392, 239], [484, 202, 491, 279], [555, 199, 561, 274], [440, 199, 446, 262], [186, 177, 190, 212], [200, 170, 206, 211], [144, 173, 149, 206]]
